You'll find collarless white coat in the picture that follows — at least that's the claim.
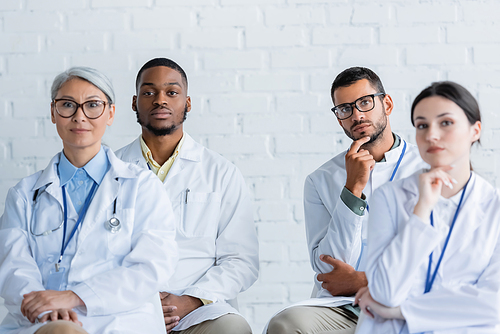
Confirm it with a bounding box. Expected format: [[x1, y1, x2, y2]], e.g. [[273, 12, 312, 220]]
[[0, 146, 178, 334], [357, 172, 500, 334], [115, 133, 259, 331]]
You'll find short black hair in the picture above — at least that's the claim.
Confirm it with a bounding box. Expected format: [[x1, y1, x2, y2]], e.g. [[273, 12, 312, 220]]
[[135, 58, 188, 91], [411, 81, 481, 127], [331, 67, 386, 104]]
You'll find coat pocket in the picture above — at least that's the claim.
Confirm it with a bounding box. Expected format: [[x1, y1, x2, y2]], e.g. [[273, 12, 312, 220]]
[[179, 191, 221, 237]]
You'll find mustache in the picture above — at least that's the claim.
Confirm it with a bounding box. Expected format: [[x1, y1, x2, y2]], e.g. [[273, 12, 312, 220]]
[[151, 105, 172, 112], [350, 120, 372, 131]]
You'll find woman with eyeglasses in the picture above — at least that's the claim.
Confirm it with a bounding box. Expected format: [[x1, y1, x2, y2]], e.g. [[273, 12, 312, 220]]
[[354, 81, 500, 333], [0, 67, 177, 334]]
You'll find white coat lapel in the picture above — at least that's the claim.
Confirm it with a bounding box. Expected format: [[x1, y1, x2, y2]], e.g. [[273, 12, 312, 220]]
[[78, 174, 119, 242], [121, 137, 147, 167], [77, 147, 134, 243], [164, 158, 185, 183], [164, 133, 201, 184], [401, 173, 420, 217], [117, 133, 202, 184], [443, 174, 486, 256], [42, 182, 64, 211], [371, 139, 406, 191], [33, 153, 65, 209]]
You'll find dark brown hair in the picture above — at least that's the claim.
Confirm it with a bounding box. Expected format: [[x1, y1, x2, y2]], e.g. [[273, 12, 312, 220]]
[[411, 81, 481, 127]]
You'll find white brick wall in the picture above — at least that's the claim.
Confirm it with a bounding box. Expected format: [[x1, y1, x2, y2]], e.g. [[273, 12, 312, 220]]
[[1, 1, 500, 333]]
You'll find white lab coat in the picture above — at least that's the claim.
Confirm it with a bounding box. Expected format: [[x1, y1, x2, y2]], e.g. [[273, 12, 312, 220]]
[[261, 139, 427, 334], [356, 172, 500, 334], [0, 146, 178, 334], [116, 133, 259, 331], [305, 138, 427, 298]]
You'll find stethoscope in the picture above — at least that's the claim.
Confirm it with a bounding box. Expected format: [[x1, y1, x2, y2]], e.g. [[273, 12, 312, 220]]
[[30, 185, 63, 237], [30, 180, 121, 237], [106, 195, 121, 234]]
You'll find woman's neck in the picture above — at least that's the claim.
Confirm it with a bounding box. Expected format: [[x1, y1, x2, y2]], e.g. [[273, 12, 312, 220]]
[[63, 144, 101, 168], [440, 158, 471, 199]]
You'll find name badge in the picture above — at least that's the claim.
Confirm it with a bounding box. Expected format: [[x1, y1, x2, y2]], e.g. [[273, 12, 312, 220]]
[[46, 266, 66, 291]]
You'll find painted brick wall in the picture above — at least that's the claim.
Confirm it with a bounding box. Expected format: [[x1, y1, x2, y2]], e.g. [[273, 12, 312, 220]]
[[1, 1, 500, 332]]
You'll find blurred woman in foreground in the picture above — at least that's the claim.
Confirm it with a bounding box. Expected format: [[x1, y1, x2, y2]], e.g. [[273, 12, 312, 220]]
[[355, 81, 500, 333]]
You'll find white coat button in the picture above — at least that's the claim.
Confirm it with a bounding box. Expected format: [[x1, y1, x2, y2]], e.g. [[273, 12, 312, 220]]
[[360, 207, 365, 211]]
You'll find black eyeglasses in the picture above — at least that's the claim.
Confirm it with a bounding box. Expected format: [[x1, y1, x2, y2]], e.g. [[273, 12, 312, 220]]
[[53, 99, 107, 119], [331, 93, 385, 120]]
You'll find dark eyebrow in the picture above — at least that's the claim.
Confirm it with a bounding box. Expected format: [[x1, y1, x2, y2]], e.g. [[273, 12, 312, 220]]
[[437, 112, 452, 118], [415, 112, 453, 121], [335, 93, 377, 106], [140, 82, 182, 88]]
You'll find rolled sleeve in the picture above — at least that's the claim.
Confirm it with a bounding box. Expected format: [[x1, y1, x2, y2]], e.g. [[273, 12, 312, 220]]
[[340, 187, 367, 216]]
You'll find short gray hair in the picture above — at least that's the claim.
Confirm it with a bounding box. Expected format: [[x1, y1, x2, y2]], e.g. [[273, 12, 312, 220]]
[[51, 67, 115, 104]]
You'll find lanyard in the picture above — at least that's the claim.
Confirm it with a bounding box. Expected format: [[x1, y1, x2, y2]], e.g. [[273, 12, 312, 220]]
[[389, 140, 407, 182], [57, 182, 98, 271], [365, 140, 407, 213], [424, 175, 470, 293]]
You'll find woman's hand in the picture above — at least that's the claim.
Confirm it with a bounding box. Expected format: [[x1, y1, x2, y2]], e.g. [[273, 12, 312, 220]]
[[413, 166, 455, 220], [354, 287, 404, 320], [38, 308, 82, 326], [21, 290, 84, 323]]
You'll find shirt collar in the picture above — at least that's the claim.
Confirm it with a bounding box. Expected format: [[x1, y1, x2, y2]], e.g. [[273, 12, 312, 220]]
[[140, 134, 185, 167], [140, 136, 158, 168], [58, 147, 109, 186], [391, 132, 400, 150], [380, 132, 401, 163]]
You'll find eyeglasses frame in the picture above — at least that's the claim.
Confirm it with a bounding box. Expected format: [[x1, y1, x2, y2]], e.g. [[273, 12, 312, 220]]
[[52, 98, 108, 120], [331, 92, 386, 120]]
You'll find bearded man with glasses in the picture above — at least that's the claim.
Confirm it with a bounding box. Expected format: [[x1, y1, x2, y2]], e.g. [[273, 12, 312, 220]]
[[266, 67, 427, 334]]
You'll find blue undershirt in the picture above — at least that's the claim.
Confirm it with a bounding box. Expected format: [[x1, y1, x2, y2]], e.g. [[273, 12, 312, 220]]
[[57, 147, 109, 215]]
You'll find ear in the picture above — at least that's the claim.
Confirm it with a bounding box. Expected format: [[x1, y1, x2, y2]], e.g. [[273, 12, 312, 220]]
[[471, 120, 481, 143], [132, 95, 137, 111], [383, 94, 394, 116], [186, 96, 191, 114], [51, 102, 57, 124], [106, 104, 115, 126]]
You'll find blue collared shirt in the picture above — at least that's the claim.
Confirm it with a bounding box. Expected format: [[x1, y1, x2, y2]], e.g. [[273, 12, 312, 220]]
[[58, 147, 109, 215]]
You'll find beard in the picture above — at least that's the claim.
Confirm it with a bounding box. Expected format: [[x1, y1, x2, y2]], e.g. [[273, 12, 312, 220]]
[[343, 112, 388, 147], [136, 104, 188, 137]]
